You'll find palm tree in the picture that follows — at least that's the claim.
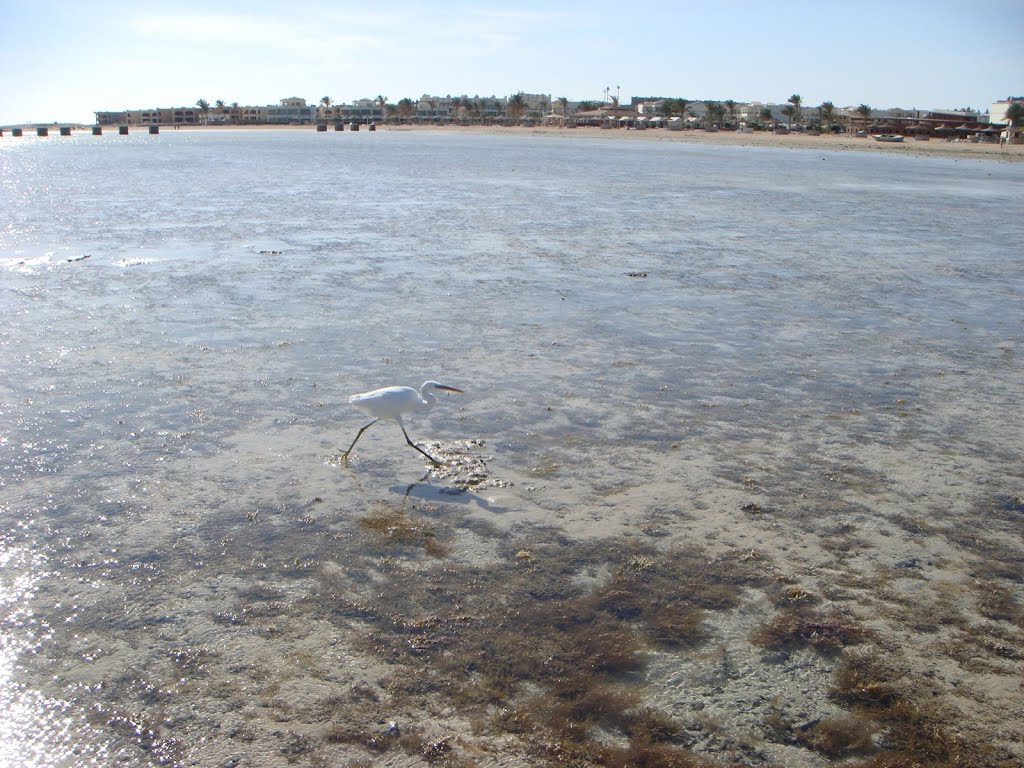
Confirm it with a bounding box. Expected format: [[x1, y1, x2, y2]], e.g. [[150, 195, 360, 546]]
[[557, 96, 569, 116], [786, 94, 802, 118], [703, 101, 725, 128], [675, 99, 691, 125], [374, 95, 387, 121], [856, 104, 872, 132], [507, 92, 527, 122], [397, 98, 414, 121], [319, 96, 333, 122], [195, 98, 210, 125], [782, 94, 798, 128], [818, 101, 836, 131], [724, 99, 738, 128], [1004, 102, 1024, 143]]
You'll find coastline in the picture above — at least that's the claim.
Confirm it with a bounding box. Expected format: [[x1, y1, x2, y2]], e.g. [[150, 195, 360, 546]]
[[154, 122, 1024, 162]]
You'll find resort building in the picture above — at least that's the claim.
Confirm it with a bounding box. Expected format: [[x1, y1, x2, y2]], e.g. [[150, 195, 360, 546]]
[[990, 97, 1023, 141], [263, 98, 316, 124], [95, 107, 203, 126], [237, 106, 268, 123], [96, 98, 315, 126]]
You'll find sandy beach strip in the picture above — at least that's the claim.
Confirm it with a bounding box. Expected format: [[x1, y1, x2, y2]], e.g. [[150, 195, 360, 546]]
[[160, 122, 1024, 161]]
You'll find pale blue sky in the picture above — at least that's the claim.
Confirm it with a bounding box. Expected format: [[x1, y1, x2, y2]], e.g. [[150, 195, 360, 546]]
[[2, 0, 1021, 124]]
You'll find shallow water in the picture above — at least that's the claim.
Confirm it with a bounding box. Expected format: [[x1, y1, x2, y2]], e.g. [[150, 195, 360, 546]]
[[2, 130, 1023, 765]]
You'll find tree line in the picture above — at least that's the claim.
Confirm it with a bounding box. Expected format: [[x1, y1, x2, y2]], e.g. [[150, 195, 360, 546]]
[[192, 93, 1023, 133]]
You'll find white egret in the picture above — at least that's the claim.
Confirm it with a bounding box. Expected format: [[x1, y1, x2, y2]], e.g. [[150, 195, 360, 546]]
[[339, 381, 464, 464]]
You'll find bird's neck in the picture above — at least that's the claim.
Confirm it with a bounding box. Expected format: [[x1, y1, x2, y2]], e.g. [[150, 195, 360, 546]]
[[418, 390, 436, 411]]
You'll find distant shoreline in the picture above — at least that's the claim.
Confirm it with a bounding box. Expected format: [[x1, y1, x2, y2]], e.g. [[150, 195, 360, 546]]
[[13, 122, 1023, 161]]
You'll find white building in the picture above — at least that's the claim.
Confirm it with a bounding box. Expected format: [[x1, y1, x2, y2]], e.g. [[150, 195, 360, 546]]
[[263, 97, 316, 124], [990, 97, 1023, 141]]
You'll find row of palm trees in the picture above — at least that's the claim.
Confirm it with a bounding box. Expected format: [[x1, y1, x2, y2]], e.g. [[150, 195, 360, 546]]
[[195, 98, 240, 122], [191, 94, 1023, 135], [322, 93, 540, 121], [604, 93, 874, 130], [318, 91, 874, 129]]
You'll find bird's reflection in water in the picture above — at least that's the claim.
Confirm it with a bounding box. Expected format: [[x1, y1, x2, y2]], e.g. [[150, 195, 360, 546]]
[[391, 471, 506, 512]]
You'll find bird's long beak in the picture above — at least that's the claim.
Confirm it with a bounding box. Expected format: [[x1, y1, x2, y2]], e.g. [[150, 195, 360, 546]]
[[437, 385, 464, 394]]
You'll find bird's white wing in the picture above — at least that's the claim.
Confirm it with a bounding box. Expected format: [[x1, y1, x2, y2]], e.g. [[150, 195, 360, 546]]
[[349, 386, 421, 419]]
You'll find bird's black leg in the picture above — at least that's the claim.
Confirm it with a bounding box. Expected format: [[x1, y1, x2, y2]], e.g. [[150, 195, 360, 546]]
[[400, 424, 442, 465], [340, 419, 378, 461]]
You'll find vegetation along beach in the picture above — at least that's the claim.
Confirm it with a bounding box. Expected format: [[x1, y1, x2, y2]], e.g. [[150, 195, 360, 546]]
[[1, 116, 1022, 768]]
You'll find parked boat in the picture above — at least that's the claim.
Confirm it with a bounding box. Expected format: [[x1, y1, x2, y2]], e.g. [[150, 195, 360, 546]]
[[872, 134, 904, 143]]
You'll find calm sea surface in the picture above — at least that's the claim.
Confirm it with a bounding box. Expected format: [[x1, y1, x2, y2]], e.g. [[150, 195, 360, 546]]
[[1, 130, 1023, 765]]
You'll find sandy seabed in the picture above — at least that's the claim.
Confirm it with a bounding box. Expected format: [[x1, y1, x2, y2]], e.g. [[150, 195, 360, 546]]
[[2, 126, 1022, 768]]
